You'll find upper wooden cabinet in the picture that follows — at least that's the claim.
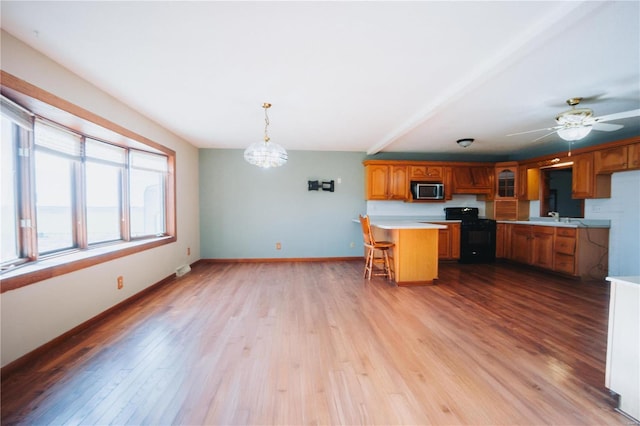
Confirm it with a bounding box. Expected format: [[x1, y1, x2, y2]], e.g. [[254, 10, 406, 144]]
[[487, 162, 529, 221], [631, 143, 640, 170], [388, 166, 408, 200], [595, 143, 640, 174], [442, 167, 453, 200], [572, 152, 611, 199], [571, 153, 595, 199], [451, 166, 493, 195], [409, 165, 443, 180], [363, 138, 637, 203], [365, 164, 408, 200], [517, 165, 539, 200], [495, 162, 517, 198], [364, 161, 454, 201]]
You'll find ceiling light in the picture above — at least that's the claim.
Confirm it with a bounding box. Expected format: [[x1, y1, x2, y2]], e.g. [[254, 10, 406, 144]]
[[244, 103, 288, 168], [540, 161, 574, 169], [557, 126, 592, 141], [457, 138, 474, 148]]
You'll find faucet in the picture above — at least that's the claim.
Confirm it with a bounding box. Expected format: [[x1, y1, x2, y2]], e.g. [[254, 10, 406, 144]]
[[548, 211, 560, 222]]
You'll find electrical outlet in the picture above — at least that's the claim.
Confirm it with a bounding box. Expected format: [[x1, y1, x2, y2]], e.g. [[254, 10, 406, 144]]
[[350, 241, 355, 248], [187, 247, 191, 256], [117, 276, 124, 290], [276, 242, 282, 250]]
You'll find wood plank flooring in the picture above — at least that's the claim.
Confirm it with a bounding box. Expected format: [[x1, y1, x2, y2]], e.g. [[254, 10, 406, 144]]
[[1, 261, 628, 425]]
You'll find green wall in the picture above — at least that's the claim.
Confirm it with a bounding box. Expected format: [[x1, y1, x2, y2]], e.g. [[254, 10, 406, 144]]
[[199, 149, 366, 259]]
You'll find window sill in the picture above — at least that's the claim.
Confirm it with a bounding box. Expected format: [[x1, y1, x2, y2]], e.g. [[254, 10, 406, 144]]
[[0, 236, 176, 293]]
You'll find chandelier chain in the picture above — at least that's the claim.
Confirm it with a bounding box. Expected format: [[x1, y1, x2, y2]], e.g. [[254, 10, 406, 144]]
[[264, 103, 270, 142]]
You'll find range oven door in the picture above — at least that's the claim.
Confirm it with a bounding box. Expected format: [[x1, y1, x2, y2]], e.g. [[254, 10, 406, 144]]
[[460, 219, 497, 264]]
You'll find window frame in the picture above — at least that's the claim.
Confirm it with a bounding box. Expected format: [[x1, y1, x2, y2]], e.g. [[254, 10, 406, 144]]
[[1, 71, 176, 293]]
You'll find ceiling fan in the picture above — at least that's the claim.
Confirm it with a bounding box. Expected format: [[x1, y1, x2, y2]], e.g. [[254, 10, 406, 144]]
[[508, 97, 640, 142]]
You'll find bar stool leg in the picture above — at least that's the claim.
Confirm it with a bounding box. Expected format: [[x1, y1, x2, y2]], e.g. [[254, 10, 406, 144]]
[[382, 249, 392, 280], [365, 247, 373, 279]]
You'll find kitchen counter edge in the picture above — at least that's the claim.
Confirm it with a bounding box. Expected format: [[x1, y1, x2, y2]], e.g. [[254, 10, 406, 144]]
[[497, 219, 610, 228]]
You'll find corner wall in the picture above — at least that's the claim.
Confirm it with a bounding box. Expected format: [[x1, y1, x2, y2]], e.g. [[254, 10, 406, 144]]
[[1, 31, 200, 367]]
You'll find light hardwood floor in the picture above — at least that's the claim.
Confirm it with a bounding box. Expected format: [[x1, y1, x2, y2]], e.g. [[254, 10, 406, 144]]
[[1, 261, 628, 425]]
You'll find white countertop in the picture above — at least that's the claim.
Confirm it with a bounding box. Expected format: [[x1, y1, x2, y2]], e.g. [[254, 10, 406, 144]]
[[367, 215, 459, 222], [606, 276, 640, 286], [497, 218, 610, 228], [357, 216, 610, 228], [369, 220, 448, 230], [354, 217, 449, 229]]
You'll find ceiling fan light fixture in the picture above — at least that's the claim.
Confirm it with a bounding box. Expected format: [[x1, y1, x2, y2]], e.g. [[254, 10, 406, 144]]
[[557, 125, 592, 141], [244, 103, 288, 168], [555, 108, 593, 125], [457, 138, 474, 148]]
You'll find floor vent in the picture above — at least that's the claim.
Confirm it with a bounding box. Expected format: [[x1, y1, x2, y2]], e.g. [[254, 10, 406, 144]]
[[176, 264, 191, 277]]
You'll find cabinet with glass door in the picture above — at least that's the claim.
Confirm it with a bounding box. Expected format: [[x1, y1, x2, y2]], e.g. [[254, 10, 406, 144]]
[[488, 162, 529, 221]]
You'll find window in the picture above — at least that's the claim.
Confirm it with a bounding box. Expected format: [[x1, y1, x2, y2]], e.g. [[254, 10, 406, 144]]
[[1, 116, 20, 264], [85, 139, 125, 245], [34, 121, 81, 254], [0, 83, 176, 291], [1, 97, 33, 266], [129, 150, 167, 238]]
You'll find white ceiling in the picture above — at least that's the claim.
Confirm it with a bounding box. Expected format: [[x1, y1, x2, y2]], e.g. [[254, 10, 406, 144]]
[[2, 1, 639, 159]]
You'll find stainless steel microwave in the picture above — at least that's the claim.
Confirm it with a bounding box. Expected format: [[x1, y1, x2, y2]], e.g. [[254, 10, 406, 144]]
[[411, 182, 445, 200]]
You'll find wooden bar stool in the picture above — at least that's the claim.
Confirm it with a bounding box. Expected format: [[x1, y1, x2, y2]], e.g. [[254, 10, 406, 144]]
[[359, 215, 394, 280]]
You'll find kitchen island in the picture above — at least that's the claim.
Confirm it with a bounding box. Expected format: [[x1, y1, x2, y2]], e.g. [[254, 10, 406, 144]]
[[368, 219, 447, 286]]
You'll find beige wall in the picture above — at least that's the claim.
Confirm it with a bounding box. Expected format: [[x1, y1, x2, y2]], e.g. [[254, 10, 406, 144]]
[[1, 31, 201, 367]]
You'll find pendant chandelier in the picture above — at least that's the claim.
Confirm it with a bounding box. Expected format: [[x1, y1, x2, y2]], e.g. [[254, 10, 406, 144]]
[[244, 103, 288, 168]]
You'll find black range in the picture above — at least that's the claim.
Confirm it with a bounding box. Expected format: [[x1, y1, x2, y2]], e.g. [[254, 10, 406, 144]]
[[444, 207, 496, 264]]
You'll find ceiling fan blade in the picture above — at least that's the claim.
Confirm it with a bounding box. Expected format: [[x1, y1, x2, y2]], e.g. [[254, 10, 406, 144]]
[[506, 127, 557, 137], [592, 122, 624, 132], [590, 108, 640, 123], [532, 130, 558, 142]]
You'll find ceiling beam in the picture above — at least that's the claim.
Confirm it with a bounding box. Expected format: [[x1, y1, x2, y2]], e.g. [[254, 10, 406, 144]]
[[366, 1, 604, 155]]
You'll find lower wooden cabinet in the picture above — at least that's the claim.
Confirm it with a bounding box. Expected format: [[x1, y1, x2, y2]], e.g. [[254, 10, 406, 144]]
[[503, 223, 609, 279], [510, 225, 554, 269], [553, 227, 609, 279], [554, 227, 577, 275], [431, 222, 460, 260], [496, 223, 511, 258]]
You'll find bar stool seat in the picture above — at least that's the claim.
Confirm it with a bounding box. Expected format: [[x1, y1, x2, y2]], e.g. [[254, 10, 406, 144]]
[[359, 215, 394, 280]]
